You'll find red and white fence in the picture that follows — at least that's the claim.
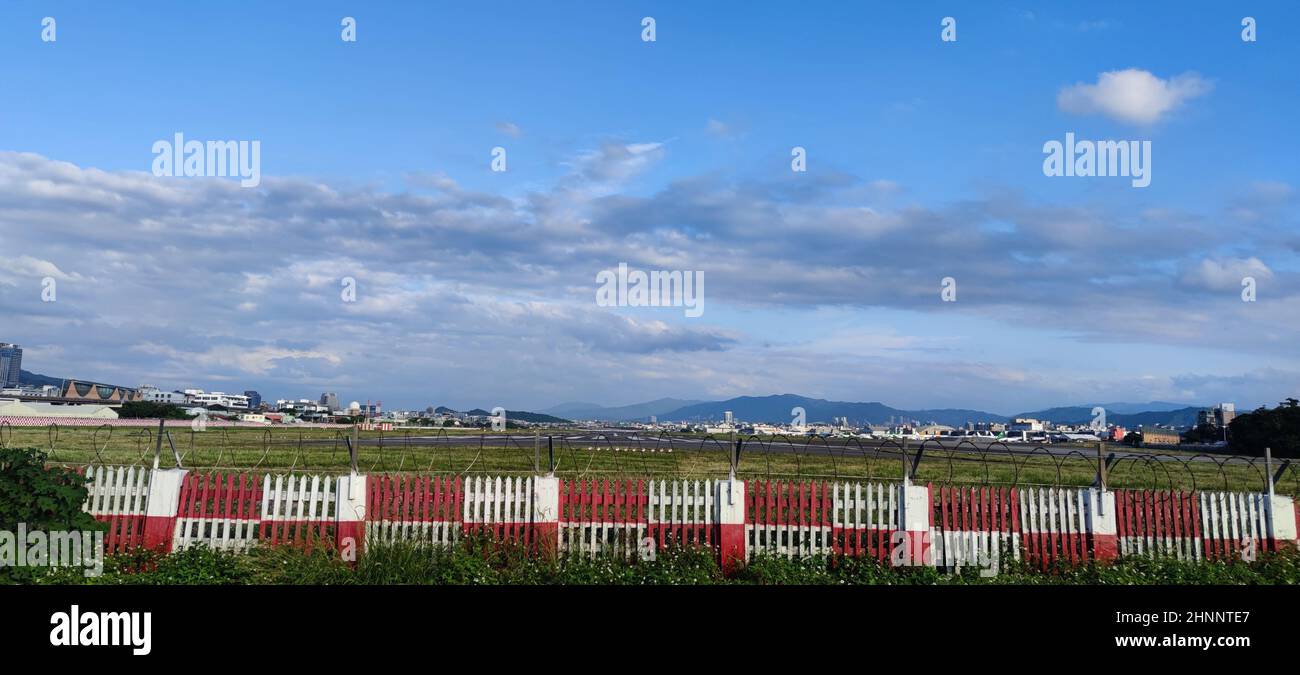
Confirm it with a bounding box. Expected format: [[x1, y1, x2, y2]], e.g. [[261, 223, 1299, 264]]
[[930, 485, 1021, 570], [81, 465, 150, 555], [367, 475, 465, 547], [747, 480, 900, 560], [76, 466, 1300, 573], [3, 416, 352, 428]]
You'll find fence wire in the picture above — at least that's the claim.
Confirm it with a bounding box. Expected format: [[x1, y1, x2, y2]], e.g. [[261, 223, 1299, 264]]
[[2, 421, 1294, 494]]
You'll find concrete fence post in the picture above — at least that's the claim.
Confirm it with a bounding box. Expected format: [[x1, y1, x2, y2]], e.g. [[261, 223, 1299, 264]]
[[1087, 488, 1119, 561], [532, 475, 561, 558], [1268, 494, 1298, 550], [714, 478, 746, 575], [898, 478, 933, 567], [336, 473, 367, 560], [142, 468, 187, 552]]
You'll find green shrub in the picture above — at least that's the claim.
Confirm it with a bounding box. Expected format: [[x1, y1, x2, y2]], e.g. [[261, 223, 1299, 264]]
[[0, 447, 101, 532], [1, 447, 105, 583], [19, 535, 1300, 585]]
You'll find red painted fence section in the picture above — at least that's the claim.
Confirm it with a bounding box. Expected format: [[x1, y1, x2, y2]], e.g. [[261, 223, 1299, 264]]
[[367, 474, 463, 545], [931, 486, 1020, 569], [747, 480, 837, 558], [1115, 490, 1200, 560]]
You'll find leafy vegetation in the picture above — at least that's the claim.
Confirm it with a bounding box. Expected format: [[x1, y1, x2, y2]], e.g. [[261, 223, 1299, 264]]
[[1230, 398, 1300, 458], [0, 447, 104, 583], [0, 447, 100, 533], [26, 538, 1300, 586], [116, 401, 192, 420]]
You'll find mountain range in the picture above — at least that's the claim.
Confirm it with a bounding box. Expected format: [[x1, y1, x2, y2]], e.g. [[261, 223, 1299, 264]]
[[540, 398, 703, 422], [18, 370, 66, 388], [546, 393, 1208, 428], [437, 406, 571, 425], [17, 367, 1208, 429]]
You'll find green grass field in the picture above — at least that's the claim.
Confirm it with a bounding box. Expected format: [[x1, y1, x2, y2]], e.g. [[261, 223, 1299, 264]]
[[2, 424, 1291, 493]]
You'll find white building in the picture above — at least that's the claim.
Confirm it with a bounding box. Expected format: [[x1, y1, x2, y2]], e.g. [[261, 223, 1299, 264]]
[[186, 390, 250, 409], [1010, 418, 1045, 432], [138, 386, 188, 405]]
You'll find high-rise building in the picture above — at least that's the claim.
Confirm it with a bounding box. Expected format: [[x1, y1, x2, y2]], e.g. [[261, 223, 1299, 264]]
[[1217, 403, 1235, 426], [0, 343, 23, 388], [1197, 408, 1216, 428], [320, 392, 341, 411], [244, 390, 262, 409], [1199, 403, 1238, 428]]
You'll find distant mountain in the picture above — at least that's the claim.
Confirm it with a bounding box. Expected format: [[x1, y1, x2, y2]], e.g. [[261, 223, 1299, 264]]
[[544, 398, 706, 422], [1110, 408, 1203, 429], [659, 394, 1008, 427], [1013, 406, 1105, 423], [450, 407, 570, 424], [18, 370, 64, 388], [1096, 401, 1195, 414]]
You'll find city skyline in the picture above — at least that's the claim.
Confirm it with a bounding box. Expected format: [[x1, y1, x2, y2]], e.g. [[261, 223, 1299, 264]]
[[2, 3, 1299, 414]]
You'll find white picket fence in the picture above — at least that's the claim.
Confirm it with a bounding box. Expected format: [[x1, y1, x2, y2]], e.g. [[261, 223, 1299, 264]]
[[82, 465, 150, 518], [1199, 490, 1270, 557]]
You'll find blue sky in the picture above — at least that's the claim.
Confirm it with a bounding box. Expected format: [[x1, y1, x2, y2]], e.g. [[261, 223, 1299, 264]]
[[1, 2, 1298, 415]]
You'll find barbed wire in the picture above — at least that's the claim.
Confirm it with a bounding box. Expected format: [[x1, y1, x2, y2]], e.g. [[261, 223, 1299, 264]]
[[4, 423, 1294, 494]]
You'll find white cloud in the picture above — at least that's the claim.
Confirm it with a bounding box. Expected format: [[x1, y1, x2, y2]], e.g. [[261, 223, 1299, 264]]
[[2, 150, 1298, 410], [568, 141, 665, 184], [2, 255, 81, 281], [495, 121, 522, 138], [706, 119, 733, 138], [1180, 257, 1273, 291], [1058, 69, 1211, 124]]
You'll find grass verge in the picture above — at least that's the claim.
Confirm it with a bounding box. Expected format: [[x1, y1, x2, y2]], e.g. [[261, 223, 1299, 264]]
[[21, 539, 1300, 585]]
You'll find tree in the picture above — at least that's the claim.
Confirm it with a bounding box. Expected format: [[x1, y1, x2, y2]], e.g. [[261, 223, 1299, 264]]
[[1182, 423, 1224, 444], [117, 401, 190, 420], [1228, 399, 1300, 458]]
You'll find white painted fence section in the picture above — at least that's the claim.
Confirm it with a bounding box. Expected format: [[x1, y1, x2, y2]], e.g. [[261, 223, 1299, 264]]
[[83, 465, 150, 517], [463, 475, 533, 530], [261, 473, 339, 526], [174, 511, 259, 552], [1200, 490, 1269, 559]]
